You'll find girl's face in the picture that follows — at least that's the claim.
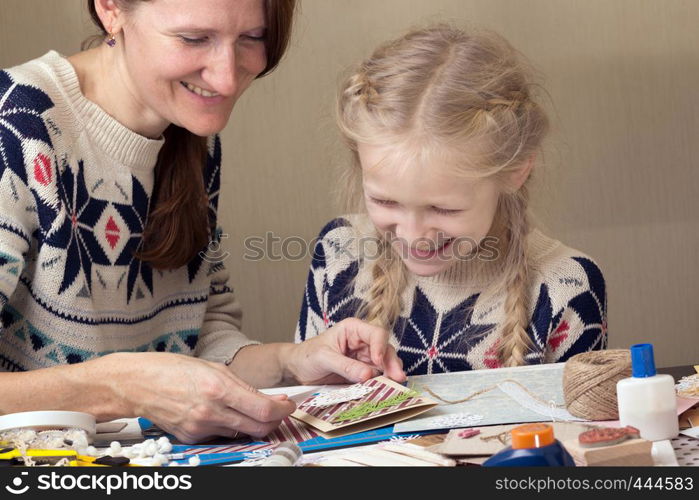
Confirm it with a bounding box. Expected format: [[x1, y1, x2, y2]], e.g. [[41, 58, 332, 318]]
[[359, 143, 501, 277], [116, 0, 267, 136]]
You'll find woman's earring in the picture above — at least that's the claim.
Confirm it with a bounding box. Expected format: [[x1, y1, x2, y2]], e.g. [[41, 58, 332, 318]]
[[105, 32, 117, 48]]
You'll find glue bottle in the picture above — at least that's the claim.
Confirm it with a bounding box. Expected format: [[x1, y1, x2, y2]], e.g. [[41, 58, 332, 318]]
[[482, 423, 575, 467], [616, 343, 679, 441]]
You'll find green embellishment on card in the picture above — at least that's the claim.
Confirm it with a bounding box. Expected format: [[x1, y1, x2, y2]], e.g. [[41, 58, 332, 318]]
[[333, 389, 420, 423]]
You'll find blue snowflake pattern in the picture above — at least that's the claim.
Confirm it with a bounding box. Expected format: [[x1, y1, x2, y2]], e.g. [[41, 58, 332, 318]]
[[523, 283, 554, 364], [512, 257, 607, 364], [0, 71, 54, 183], [113, 173, 153, 303], [297, 218, 363, 340], [395, 287, 496, 374], [47, 161, 110, 295], [554, 257, 608, 356]]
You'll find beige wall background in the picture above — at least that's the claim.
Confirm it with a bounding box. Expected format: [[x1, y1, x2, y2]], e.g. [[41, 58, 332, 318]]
[[1, 1, 697, 367]]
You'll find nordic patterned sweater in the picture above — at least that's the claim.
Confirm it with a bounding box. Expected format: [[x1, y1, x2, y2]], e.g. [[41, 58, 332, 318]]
[[295, 216, 608, 375], [0, 51, 257, 372]]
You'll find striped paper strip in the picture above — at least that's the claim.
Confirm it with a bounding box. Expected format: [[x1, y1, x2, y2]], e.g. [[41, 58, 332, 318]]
[[264, 416, 320, 444]]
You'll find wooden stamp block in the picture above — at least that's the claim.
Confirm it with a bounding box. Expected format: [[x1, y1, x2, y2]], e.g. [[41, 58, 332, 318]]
[[562, 437, 653, 466]]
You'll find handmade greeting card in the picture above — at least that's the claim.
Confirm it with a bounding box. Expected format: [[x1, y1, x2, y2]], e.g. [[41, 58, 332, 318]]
[[290, 376, 437, 438]]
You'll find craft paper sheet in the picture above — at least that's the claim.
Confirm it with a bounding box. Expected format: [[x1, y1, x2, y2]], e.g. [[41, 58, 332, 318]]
[[435, 422, 593, 457], [395, 363, 582, 433], [301, 434, 452, 467]]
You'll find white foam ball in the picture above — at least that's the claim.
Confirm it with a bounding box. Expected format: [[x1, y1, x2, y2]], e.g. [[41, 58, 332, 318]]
[[156, 438, 172, 453], [143, 440, 158, 457]]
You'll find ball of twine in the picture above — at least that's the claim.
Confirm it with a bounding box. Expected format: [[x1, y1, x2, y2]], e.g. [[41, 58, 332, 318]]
[[563, 349, 631, 420]]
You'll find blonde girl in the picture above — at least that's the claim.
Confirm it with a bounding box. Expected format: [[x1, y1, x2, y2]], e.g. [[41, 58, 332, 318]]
[[296, 25, 607, 374]]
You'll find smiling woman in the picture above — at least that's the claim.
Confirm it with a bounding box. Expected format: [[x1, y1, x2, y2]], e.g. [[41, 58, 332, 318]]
[[80, 0, 292, 269], [0, 0, 406, 444]]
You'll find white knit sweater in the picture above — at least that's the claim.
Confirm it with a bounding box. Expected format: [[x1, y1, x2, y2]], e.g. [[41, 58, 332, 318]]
[[296, 215, 607, 374], [0, 51, 256, 371]]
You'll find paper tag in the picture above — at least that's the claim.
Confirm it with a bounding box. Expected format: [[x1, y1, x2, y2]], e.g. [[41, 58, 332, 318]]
[[305, 385, 374, 408], [675, 374, 699, 398], [680, 426, 699, 439], [414, 412, 483, 430]]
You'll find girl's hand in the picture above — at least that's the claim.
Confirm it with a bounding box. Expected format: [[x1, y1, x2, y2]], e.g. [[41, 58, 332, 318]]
[[284, 318, 406, 385]]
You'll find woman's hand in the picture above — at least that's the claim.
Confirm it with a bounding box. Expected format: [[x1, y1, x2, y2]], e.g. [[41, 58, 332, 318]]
[[284, 318, 406, 385], [105, 352, 296, 444]]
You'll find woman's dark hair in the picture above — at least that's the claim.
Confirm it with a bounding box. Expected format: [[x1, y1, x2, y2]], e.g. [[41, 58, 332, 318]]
[[86, 0, 297, 269]]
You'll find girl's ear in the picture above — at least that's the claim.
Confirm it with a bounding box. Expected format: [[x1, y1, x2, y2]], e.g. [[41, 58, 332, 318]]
[[507, 153, 535, 192], [94, 0, 126, 34]]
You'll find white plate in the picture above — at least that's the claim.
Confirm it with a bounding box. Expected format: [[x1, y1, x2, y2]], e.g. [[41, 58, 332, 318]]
[[0, 411, 96, 436]]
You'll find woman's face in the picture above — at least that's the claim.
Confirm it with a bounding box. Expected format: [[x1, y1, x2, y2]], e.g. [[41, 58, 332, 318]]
[[117, 0, 267, 136]]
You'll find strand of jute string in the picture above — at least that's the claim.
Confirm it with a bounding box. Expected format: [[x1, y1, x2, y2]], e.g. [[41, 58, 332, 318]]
[[416, 349, 633, 423], [417, 379, 558, 445], [416, 378, 565, 408], [417, 379, 600, 445]]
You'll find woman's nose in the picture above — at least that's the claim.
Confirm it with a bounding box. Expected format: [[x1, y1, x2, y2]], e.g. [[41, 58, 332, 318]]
[[202, 48, 238, 96]]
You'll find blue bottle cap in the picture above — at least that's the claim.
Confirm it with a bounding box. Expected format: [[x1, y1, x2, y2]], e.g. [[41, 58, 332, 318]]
[[630, 343, 656, 378]]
